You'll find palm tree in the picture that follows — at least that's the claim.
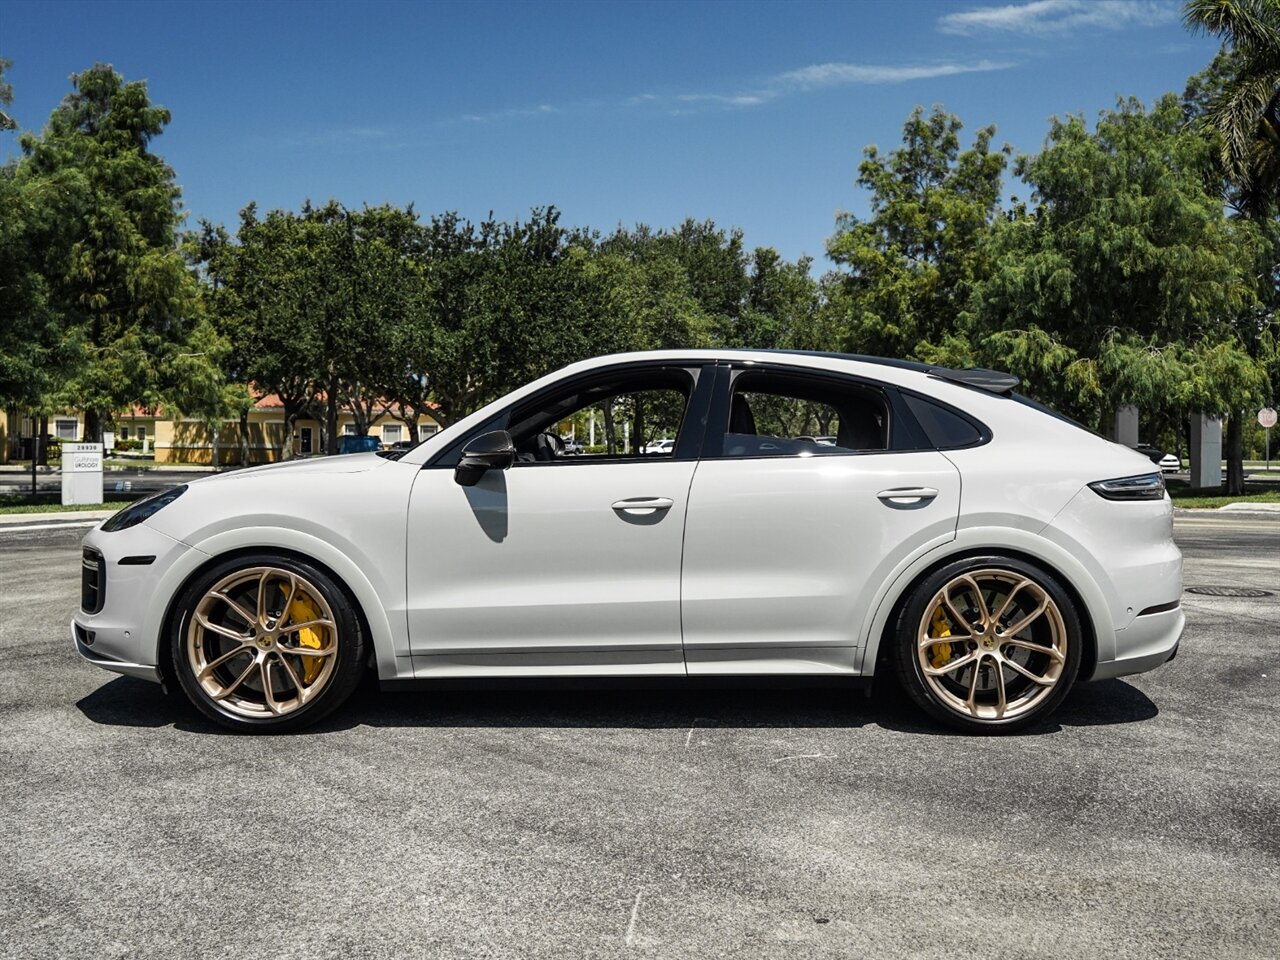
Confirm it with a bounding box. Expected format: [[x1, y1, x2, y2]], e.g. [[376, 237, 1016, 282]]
[[1183, 2, 1280, 495], [1184, 0, 1280, 215]]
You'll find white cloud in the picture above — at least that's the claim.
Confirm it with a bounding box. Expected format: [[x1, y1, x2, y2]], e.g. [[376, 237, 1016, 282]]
[[776, 59, 1012, 89], [448, 57, 1013, 125], [938, 0, 1177, 36], [667, 58, 1013, 111], [461, 103, 559, 124]]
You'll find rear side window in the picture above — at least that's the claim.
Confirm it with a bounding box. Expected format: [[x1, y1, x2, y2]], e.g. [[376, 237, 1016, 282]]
[[721, 370, 890, 458], [903, 394, 983, 449]]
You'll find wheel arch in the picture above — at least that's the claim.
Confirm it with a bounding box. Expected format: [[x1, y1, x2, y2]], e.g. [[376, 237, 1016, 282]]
[[155, 535, 404, 691], [860, 539, 1102, 682]]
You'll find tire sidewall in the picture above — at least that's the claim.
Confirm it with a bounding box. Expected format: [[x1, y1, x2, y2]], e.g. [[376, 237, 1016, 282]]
[[893, 555, 1083, 734], [170, 552, 365, 733]]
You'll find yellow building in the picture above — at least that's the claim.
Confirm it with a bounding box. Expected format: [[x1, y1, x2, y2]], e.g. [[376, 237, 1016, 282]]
[[2, 396, 440, 466], [120, 395, 441, 465]]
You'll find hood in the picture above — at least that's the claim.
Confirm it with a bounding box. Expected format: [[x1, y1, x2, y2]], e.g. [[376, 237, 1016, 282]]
[[190, 452, 390, 485]]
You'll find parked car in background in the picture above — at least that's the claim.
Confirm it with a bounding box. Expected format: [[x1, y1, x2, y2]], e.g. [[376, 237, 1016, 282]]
[[73, 349, 1182, 735], [561, 438, 585, 455], [1134, 444, 1181, 473], [337, 435, 380, 455]]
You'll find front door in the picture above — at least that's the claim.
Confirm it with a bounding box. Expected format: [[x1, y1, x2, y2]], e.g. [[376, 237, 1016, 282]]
[[405, 365, 707, 674]]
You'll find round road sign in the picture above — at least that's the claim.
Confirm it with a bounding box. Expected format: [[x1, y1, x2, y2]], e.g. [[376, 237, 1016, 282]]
[[1260, 407, 1278, 429]]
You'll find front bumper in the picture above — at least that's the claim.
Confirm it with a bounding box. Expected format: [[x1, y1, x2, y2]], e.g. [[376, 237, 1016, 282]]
[[71, 621, 162, 682], [71, 521, 203, 684]]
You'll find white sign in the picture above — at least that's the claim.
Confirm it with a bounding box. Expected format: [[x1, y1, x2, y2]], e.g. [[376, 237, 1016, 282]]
[[61, 442, 104, 505], [1259, 407, 1277, 429], [62, 442, 104, 472]]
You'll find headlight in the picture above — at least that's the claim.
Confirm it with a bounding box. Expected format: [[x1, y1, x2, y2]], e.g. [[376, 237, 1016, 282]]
[[1088, 473, 1165, 501], [101, 485, 188, 532]]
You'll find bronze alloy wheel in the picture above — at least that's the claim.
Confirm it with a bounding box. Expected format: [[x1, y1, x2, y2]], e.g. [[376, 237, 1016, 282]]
[[173, 554, 366, 731], [894, 558, 1082, 732]]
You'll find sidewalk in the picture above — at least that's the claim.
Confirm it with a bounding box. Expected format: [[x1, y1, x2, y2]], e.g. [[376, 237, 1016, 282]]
[[0, 463, 218, 473]]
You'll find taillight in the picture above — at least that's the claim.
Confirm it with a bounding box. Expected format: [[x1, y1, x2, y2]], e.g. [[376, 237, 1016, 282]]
[[1088, 472, 1165, 501]]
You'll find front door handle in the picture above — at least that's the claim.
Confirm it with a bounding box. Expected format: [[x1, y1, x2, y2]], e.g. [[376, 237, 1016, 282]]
[[612, 497, 674, 514], [876, 487, 939, 505]]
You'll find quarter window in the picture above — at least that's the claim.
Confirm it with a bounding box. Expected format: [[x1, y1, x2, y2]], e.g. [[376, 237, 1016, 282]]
[[902, 394, 983, 448]]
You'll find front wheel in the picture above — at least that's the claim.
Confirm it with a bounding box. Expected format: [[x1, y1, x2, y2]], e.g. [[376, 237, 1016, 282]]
[[892, 557, 1083, 733], [170, 554, 367, 732]]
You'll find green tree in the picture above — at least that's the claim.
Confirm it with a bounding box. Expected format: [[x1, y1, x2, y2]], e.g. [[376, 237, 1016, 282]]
[[827, 106, 1009, 360], [16, 64, 221, 441], [969, 94, 1270, 491], [1184, 0, 1280, 215], [1182, 4, 1280, 490]]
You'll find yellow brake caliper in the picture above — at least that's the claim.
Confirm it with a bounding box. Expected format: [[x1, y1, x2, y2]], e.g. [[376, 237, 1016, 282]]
[[287, 593, 325, 684], [928, 605, 953, 669]]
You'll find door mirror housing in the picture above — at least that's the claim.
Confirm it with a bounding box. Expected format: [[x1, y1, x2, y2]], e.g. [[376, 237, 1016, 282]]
[[454, 430, 516, 486]]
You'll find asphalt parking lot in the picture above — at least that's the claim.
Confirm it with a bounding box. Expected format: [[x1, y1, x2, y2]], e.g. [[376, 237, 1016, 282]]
[[1, 515, 1277, 960]]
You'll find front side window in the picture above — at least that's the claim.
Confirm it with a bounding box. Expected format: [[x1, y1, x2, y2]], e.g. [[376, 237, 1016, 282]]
[[507, 369, 694, 463], [722, 371, 889, 458]]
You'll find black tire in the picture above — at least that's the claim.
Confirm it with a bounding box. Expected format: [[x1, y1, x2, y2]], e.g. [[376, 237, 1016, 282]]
[[170, 553, 367, 733], [891, 555, 1083, 734]]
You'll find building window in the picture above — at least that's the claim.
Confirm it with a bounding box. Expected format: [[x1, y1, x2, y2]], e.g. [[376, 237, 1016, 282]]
[[382, 424, 402, 445], [300, 427, 313, 455], [120, 427, 131, 440], [343, 423, 357, 436], [55, 419, 79, 441], [419, 424, 438, 441]]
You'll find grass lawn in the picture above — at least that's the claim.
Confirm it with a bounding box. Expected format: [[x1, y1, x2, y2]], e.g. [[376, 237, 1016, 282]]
[[1168, 486, 1280, 508]]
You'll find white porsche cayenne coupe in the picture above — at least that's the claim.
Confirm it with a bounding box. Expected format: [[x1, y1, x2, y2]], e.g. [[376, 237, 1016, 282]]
[[73, 350, 1184, 733]]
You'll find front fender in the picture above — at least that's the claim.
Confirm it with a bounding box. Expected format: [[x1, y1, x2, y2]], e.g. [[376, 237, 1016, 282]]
[[167, 526, 410, 682]]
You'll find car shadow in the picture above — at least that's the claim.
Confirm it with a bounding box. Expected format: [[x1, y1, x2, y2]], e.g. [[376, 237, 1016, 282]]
[[75, 674, 1158, 737]]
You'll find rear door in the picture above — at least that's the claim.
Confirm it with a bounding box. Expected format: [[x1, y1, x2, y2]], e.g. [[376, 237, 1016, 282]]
[[679, 365, 962, 673]]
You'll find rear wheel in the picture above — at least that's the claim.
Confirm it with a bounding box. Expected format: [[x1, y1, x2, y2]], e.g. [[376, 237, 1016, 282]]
[[892, 556, 1082, 733], [170, 554, 366, 732]]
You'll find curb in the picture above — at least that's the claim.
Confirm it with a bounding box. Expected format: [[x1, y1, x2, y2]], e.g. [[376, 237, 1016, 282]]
[[1175, 504, 1280, 520]]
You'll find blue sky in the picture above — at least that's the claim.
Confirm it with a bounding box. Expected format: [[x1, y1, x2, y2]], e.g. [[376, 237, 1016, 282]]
[[3, 0, 1219, 266]]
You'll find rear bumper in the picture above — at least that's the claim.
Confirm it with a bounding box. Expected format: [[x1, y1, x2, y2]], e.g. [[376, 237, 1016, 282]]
[[1090, 606, 1184, 681]]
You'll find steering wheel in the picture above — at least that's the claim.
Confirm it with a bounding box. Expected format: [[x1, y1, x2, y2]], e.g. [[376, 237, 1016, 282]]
[[533, 431, 565, 461]]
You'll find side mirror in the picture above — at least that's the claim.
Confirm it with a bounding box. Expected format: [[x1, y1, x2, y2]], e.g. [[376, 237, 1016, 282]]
[[454, 430, 516, 486]]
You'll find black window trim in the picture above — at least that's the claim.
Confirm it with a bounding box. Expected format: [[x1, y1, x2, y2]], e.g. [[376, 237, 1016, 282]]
[[424, 361, 716, 469]]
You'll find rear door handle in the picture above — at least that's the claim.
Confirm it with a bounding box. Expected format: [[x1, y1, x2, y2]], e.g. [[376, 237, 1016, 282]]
[[612, 497, 674, 514], [876, 487, 939, 505]]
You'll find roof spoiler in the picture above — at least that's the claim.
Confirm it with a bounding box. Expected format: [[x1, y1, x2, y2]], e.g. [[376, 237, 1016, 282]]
[[930, 367, 1020, 395]]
